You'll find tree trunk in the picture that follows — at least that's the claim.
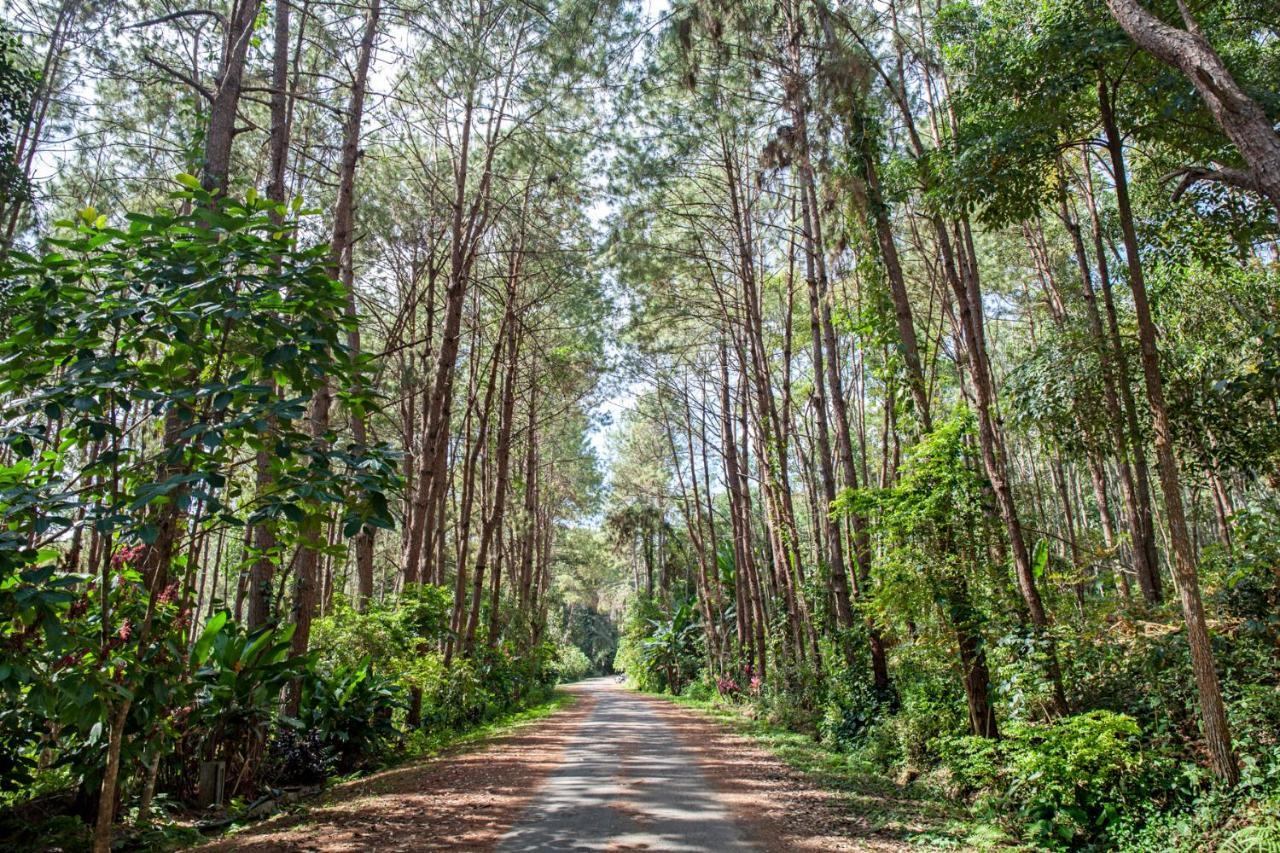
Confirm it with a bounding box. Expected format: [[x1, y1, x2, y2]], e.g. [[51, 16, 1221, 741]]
[[1058, 173, 1151, 602], [91, 702, 131, 853], [333, 0, 381, 610], [201, 0, 264, 193], [1103, 0, 1280, 215], [1099, 83, 1239, 785], [463, 305, 519, 655], [1081, 148, 1164, 602]]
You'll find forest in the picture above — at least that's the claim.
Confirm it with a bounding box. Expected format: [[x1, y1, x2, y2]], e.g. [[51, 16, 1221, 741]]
[[0, 0, 1276, 850]]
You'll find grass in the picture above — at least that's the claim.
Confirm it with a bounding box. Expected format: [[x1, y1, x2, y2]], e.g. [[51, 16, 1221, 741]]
[[647, 689, 1014, 850], [401, 688, 575, 760]]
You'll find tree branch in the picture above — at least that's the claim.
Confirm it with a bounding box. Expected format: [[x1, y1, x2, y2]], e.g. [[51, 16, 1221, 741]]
[[142, 56, 214, 103], [1162, 165, 1264, 201], [125, 9, 227, 31]]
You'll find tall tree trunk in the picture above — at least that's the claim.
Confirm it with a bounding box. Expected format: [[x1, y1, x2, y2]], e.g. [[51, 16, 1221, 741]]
[[948, 214, 1070, 716], [787, 123, 856, 636], [202, 0, 265, 193], [247, 0, 295, 630], [464, 300, 520, 655], [1058, 172, 1154, 603], [1099, 81, 1238, 785], [334, 0, 381, 610], [1080, 150, 1164, 602]]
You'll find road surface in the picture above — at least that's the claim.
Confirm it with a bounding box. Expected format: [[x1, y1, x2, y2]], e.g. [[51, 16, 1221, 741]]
[[498, 678, 755, 851], [200, 677, 933, 851]]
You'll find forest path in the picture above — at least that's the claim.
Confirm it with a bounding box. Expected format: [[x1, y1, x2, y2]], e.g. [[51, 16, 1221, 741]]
[[497, 677, 755, 851], [198, 678, 932, 851]]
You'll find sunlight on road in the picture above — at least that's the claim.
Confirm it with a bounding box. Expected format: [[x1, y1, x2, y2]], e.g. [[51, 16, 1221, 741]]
[[499, 679, 755, 852]]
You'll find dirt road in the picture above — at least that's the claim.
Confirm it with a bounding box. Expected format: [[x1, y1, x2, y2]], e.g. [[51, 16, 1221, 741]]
[[497, 678, 754, 850], [201, 678, 931, 851]]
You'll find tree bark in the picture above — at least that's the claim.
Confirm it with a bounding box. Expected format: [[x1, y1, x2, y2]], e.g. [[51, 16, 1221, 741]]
[[1099, 82, 1238, 785], [201, 0, 264, 193], [1103, 0, 1280, 215]]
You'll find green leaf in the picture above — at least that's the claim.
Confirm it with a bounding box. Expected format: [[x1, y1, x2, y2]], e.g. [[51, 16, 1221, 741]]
[[1032, 538, 1049, 580], [192, 611, 229, 666]]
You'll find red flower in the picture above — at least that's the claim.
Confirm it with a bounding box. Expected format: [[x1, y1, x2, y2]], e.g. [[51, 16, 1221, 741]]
[[158, 581, 179, 605], [111, 544, 146, 569], [117, 619, 133, 642]]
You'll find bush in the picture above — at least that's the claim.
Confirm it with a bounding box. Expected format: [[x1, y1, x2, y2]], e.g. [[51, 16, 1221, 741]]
[[413, 642, 557, 733], [614, 597, 702, 694], [169, 617, 308, 800], [300, 658, 403, 772], [682, 677, 715, 702], [262, 729, 335, 786], [554, 645, 592, 683], [854, 643, 966, 775], [820, 663, 897, 753], [939, 711, 1149, 848], [613, 596, 663, 689], [935, 733, 1002, 796]]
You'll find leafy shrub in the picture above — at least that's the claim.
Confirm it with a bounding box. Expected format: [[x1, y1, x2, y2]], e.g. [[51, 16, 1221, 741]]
[[613, 596, 664, 689], [262, 729, 335, 786], [715, 672, 741, 699], [939, 711, 1148, 848], [820, 663, 898, 753], [935, 733, 1002, 795], [614, 597, 702, 694], [412, 642, 556, 733], [169, 616, 309, 799], [682, 677, 715, 702], [554, 645, 592, 683], [300, 658, 403, 772], [864, 644, 968, 774], [310, 586, 452, 688]]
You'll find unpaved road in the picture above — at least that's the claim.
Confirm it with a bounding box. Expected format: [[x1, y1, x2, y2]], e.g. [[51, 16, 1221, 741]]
[[497, 678, 753, 851], [201, 678, 937, 851]]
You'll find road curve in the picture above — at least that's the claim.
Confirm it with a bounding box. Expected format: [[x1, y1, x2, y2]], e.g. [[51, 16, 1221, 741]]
[[498, 677, 757, 852]]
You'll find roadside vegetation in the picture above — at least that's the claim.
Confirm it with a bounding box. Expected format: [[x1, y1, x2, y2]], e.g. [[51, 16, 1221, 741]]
[[0, 0, 1277, 850], [607, 1, 1280, 850]]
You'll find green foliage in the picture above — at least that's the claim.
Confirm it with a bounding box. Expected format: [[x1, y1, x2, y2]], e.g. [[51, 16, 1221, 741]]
[[414, 642, 557, 733], [938, 711, 1148, 848], [564, 604, 620, 676], [299, 658, 403, 772], [0, 185, 400, 813], [0, 557, 198, 801], [309, 586, 555, 746], [853, 642, 970, 774], [0, 184, 398, 581], [615, 597, 702, 694], [554, 644, 592, 683], [0, 23, 36, 215], [171, 617, 308, 798], [310, 585, 452, 689], [819, 661, 898, 753], [614, 594, 662, 689]]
